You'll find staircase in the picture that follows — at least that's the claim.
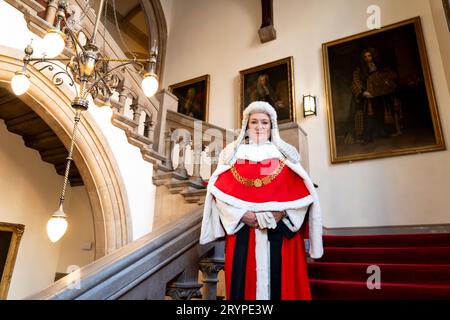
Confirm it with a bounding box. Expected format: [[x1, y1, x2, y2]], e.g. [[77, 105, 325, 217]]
[[4, 0, 314, 301], [26, 208, 224, 300], [308, 233, 450, 299]]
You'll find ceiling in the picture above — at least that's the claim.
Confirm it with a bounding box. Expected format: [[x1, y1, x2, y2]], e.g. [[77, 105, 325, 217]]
[[92, 0, 149, 59], [0, 86, 83, 186]]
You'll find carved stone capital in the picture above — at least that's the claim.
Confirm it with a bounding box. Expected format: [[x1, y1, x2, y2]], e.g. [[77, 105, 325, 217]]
[[199, 258, 224, 278], [258, 25, 277, 43], [166, 282, 203, 300]]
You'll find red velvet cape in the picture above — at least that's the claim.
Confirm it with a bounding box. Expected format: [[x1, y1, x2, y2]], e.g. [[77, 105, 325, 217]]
[[214, 159, 312, 300], [214, 159, 310, 203]]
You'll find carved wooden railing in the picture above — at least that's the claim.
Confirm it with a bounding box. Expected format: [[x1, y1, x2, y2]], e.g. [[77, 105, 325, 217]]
[[26, 207, 224, 300]]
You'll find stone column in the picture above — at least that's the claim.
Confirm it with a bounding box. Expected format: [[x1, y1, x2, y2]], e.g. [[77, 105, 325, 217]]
[[175, 135, 188, 177], [153, 90, 178, 155], [143, 113, 154, 139], [116, 85, 129, 115], [208, 143, 219, 175], [163, 131, 174, 170], [279, 122, 310, 173], [189, 143, 203, 185], [129, 99, 141, 123], [45, 0, 58, 25], [199, 257, 224, 300]]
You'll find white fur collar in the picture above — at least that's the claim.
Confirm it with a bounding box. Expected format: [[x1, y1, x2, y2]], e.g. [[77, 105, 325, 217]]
[[234, 142, 284, 163]]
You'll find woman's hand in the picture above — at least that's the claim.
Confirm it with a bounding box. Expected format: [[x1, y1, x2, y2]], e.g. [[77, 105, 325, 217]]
[[241, 211, 259, 228], [272, 211, 286, 224]]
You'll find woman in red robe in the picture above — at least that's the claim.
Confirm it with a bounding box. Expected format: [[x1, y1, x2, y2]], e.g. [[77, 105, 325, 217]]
[[200, 101, 323, 300]]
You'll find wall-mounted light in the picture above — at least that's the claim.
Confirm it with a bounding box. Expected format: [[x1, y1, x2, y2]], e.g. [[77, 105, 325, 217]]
[[303, 94, 317, 117]]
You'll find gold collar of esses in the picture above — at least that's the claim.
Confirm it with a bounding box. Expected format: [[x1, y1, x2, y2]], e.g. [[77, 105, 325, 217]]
[[230, 159, 285, 187]]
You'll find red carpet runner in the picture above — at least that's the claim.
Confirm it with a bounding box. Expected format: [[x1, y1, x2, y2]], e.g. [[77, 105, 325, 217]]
[[308, 233, 450, 299]]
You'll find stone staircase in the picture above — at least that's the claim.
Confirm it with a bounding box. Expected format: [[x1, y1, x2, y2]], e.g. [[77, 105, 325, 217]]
[[26, 208, 225, 300], [5, 0, 312, 300]]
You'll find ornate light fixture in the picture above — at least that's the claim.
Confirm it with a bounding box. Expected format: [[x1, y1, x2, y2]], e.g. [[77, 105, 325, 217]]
[[11, 0, 159, 242], [302, 94, 317, 117]]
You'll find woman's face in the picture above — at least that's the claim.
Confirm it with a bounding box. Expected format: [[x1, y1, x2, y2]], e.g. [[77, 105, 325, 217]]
[[247, 112, 271, 144]]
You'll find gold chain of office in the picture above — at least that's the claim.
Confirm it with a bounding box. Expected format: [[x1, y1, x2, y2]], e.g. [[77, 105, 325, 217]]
[[230, 160, 285, 187]]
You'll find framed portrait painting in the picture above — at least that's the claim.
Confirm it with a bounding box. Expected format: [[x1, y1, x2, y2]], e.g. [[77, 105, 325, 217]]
[[1, 222, 24, 299], [239, 57, 295, 125], [169, 75, 210, 121], [322, 17, 445, 163]]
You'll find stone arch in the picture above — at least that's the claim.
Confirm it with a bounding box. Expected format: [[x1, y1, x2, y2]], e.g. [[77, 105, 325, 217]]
[[0, 47, 132, 259], [140, 0, 168, 85]]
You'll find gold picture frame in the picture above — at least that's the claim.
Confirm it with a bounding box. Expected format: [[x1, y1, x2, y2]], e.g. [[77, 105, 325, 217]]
[[169, 74, 210, 122], [444, 0, 450, 32], [0, 222, 24, 299], [239, 56, 296, 126], [322, 17, 445, 163]]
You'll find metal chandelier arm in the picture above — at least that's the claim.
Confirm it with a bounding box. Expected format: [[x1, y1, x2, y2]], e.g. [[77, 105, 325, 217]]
[[83, 60, 149, 99], [30, 59, 79, 96], [63, 27, 88, 82]]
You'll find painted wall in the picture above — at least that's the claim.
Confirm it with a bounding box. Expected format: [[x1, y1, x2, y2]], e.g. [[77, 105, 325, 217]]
[[0, 1, 156, 240], [0, 120, 94, 299], [160, 0, 175, 36], [162, 0, 450, 228], [88, 105, 156, 238]]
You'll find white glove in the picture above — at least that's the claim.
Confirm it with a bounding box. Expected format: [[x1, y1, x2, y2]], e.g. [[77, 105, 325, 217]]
[[256, 212, 267, 229], [255, 211, 277, 229]]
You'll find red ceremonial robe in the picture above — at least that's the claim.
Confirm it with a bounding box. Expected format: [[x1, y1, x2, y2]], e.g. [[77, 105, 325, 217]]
[[213, 158, 312, 300]]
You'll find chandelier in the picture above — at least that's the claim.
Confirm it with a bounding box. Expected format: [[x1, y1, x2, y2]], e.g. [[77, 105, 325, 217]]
[[10, 0, 158, 242]]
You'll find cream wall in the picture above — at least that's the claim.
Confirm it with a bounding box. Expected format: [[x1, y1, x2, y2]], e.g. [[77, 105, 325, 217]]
[[87, 105, 156, 238], [0, 1, 156, 240], [0, 120, 94, 299], [160, 0, 175, 36], [162, 0, 450, 228]]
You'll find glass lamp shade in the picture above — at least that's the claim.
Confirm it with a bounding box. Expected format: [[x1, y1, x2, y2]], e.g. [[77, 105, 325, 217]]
[[42, 29, 66, 58], [141, 73, 159, 97], [47, 205, 68, 242], [11, 72, 30, 95], [303, 95, 317, 117]]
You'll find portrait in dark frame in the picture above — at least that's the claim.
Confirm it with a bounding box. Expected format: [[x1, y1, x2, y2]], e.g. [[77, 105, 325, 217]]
[[169, 75, 210, 122], [239, 57, 295, 125]]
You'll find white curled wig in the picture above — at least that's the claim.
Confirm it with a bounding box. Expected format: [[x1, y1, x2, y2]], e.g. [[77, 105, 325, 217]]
[[220, 101, 300, 165]]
